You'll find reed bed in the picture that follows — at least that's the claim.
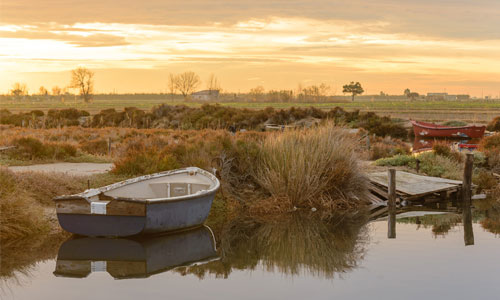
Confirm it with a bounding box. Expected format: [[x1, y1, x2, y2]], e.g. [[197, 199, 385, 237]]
[[0, 168, 51, 241], [254, 124, 368, 210]]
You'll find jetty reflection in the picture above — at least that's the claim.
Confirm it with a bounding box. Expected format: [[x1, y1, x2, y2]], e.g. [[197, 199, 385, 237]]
[[54, 226, 218, 279]]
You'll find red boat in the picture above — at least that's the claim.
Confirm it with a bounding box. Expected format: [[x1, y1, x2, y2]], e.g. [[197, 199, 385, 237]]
[[411, 121, 486, 139]]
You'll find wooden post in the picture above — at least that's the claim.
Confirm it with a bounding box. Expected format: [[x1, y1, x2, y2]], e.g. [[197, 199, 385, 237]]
[[388, 168, 396, 239], [366, 135, 370, 150], [415, 159, 420, 173], [87, 179, 90, 190], [108, 137, 112, 156], [462, 153, 474, 246], [462, 153, 473, 206]]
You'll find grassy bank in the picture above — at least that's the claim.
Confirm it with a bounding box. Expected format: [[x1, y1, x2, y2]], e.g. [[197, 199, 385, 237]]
[[0, 168, 128, 241], [0, 123, 370, 240], [110, 123, 369, 213]]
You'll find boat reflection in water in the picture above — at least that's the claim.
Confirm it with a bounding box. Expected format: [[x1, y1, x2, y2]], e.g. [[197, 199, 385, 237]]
[[412, 137, 480, 153], [53, 226, 218, 279]]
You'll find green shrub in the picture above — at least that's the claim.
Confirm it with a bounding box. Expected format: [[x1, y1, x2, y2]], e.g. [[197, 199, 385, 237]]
[[443, 120, 467, 127], [432, 142, 451, 157], [10, 137, 78, 161], [11, 137, 45, 160], [487, 116, 500, 132], [417, 152, 462, 180], [80, 139, 109, 155], [473, 170, 498, 192], [481, 134, 500, 151]]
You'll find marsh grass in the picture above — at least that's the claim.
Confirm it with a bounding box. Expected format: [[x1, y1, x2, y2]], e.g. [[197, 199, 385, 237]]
[[0, 168, 128, 241], [0, 168, 51, 240], [254, 125, 368, 210]]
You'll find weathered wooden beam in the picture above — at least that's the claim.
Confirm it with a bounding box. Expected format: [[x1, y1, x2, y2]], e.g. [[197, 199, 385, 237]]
[[462, 153, 474, 246], [387, 169, 396, 239]]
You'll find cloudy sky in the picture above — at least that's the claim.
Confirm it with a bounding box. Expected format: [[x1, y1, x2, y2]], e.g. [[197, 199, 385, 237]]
[[1, 0, 500, 96]]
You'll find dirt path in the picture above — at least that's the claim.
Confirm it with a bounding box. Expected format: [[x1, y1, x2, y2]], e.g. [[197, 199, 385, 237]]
[[8, 162, 113, 176]]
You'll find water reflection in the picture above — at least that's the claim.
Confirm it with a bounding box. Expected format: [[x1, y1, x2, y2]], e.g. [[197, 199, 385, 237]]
[[2, 200, 499, 290], [175, 212, 370, 279], [0, 233, 68, 284], [412, 138, 480, 153], [53, 226, 218, 279], [475, 198, 500, 235]]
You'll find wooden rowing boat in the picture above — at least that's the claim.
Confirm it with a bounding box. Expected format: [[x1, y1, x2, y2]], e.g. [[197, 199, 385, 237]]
[[53, 167, 220, 237], [411, 120, 485, 138], [54, 225, 218, 279]]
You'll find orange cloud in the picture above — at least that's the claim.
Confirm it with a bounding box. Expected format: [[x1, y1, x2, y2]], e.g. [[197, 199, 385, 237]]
[[1, 1, 500, 96]]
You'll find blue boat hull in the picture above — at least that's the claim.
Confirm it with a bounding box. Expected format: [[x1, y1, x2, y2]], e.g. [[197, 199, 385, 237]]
[[57, 192, 215, 237]]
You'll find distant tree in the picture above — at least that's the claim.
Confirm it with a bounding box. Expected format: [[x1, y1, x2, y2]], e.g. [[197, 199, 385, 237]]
[[343, 82, 364, 102], [167, 73, 176, 101], [70, 67, 94, 103], [174, 71, 201, 99], [39, 86, 48, 96], [206, 74, 221, 92], [52, 86, 62, 96], [404, 88, 419, 101], [10, 82, 28, 97], [249, 86, 265, 102]]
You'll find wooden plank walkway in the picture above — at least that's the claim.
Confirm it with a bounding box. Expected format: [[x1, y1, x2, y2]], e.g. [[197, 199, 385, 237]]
[[368, 171, 463, 202]]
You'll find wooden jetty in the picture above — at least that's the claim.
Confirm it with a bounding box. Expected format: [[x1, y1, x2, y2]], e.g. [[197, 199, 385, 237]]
[[367, 171, 464, 204]]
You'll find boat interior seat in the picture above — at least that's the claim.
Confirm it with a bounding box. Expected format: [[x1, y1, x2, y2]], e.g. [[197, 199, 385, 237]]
[[149, 182, 211, 198]]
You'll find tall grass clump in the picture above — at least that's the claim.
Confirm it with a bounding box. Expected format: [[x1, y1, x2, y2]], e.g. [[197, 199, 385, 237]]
[[0, 168, 51, 241], [254, 124, 368, 210]]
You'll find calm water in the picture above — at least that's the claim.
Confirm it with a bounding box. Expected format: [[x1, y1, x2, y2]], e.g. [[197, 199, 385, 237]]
[[1, 203, 499, 300]]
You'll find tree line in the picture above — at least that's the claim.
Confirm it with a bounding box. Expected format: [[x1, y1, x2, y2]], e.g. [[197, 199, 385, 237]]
[[6, 67, 369, 103]]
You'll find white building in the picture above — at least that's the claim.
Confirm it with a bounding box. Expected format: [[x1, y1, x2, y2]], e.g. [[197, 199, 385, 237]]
[[191, 90, 219, 101]]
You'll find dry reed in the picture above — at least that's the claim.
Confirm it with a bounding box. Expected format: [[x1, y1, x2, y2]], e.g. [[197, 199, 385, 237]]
[[254, 124, 368, 210]]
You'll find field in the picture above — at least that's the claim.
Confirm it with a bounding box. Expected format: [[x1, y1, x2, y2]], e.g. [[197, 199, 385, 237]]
[[2, 97, 500, 123]]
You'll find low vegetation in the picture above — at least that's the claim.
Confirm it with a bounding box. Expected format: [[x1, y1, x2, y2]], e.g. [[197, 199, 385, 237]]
[[254, 125, 367, 211], [0, 168, 128, 241], [376, 143, 497, 191], [0, 105, 408, 139], [111, 124, 368, 213]]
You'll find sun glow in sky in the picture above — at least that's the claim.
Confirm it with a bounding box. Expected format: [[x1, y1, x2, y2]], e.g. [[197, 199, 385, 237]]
[[1, 0, 500, 96]]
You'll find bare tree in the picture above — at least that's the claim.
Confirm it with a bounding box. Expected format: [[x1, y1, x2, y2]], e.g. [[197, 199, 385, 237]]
[[70, 67, 94, 103], [10, 82, 28, 98], [167, 73, 176, 101], [39, 86, 48, 96], [174, 71, 201, 99], [249, 86, 265, 102], [206, 74, 221, 92], [52, 86, 62, 96]]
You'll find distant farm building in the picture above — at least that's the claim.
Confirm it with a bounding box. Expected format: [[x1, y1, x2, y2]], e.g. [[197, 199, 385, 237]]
[[191, 90, 219, 101], [426, 93, 470, 101]]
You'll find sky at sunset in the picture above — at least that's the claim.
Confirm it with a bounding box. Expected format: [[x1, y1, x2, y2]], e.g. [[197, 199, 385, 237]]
[[1, 0, 500, 96]]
